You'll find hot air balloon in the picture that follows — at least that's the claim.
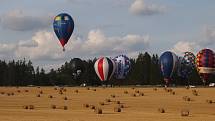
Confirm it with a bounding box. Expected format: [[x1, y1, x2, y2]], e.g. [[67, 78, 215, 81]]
[[184, 52, 196, 68], [94, 57, 116, 81], [113, 55, 131, 79], [196, 49, 215, 85], [70, 58, 84, 80], [53, 13, 74, 51], [159, 51, 178, 86], [177, 52, 196, 80]]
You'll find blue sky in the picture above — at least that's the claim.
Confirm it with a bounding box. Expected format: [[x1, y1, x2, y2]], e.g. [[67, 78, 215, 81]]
[[0, 0, 215, 70]]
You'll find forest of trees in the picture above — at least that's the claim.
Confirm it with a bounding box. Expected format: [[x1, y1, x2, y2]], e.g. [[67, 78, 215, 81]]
[[0, 52, 214, 86]]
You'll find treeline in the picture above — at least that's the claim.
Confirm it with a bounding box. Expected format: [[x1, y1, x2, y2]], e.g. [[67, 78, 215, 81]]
[[0, 52, 213, 86]]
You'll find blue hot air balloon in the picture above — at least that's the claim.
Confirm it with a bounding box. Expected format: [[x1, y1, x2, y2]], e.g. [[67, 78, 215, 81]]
[[159, 51, 178, 85], [53, 13, 74, 51], [113, 55, 131, 79]]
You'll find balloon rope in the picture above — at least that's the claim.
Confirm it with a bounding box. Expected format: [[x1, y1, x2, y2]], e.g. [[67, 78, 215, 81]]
[[63, 47, 65, 52]]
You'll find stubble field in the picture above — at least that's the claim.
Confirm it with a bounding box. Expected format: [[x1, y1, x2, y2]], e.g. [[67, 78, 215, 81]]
[[0, 87, 214, 121]]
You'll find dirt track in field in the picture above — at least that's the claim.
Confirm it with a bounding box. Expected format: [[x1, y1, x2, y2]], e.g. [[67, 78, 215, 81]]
[[0, 87, 214, 121]]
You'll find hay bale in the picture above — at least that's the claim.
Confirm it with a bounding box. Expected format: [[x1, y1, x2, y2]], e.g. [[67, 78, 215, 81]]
[[124, 91, 128, 94], [39, 91, 43, 94], [158, 108, 165, 113], [114, 107, 121, 112], [93, 89, 96, 91], [131, 93, 136, 97], [115, 101, 120, 104], [25, 90, 29, 92], [83, 104, 89, 108], [51, 105, 56, 109], [105, 98, 111, 102], [139, 92, 144, 96], [0, 92, 5, 95], [37, 94, 41, 97], [63, 106, 68, 110], [17, 90, 21, 93], [135, 90, 140, 93], [193, 92, 198, 96], [192, 90, 198, 96], [182, 96, 187, 100], [99, 102, 105, 106], [59, 91, 63, 95], [86, 87, 90, 90], [29, 105, 34, 110], [54, 87, 58, 90], [7, 93, 11, 96], [186, 97, 191, 101], [64, 97, 68, 100], [167, 89, 173, 92], [183, 96, 191, 101], [118, 104, 124, 108], [111, 94, 116, 98], [74, 90, 79, 93], [181, 109, 189, 116], [95, 108, 102, 114], [90, 105, 95, 109], [11, 92, 14, 95], [171, 92, 175, 95], [131, 87, 135, 90], [153, 88, 157, 91], [63, 88, 67, 92], [192, 90, 197, 93], [206, 100, 213, 104], [48, 95, 53, 98], [23, 105, 29, 109]]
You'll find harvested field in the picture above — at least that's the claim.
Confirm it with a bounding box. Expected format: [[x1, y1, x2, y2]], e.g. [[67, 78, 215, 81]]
[[0, 87, 214, 121]]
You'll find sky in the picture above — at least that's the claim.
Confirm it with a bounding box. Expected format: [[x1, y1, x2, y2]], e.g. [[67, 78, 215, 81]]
[[0, 0, 215, 71]]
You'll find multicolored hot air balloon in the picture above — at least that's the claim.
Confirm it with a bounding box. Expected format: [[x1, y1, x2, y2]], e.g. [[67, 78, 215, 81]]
[[159, 51, 178, 85], [177, 52, 196, 80], [94, 57, 116, 81], [113, 55, 131, 79], [53, 13, 74, 51], [184, 52, 196, 68], [70, 58, 84, 80], [196, 49, 215, 84]]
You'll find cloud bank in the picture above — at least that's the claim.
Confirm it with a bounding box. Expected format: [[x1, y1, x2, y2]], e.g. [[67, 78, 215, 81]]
[[0, 29, 150, 69], [130, 0, 166, 16], [0, 10, 52, 31], [171, 26, 215, 55]]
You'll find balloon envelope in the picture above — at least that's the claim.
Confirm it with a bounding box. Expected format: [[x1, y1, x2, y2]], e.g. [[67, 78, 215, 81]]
[[53, 13, 74, 50], [113, 55, 131, 79], [70, 58, 84, 80], [177, 52, 196, 79], [94, 57, 116, 81], [183, 52, 196, 69], [196, 49, 215, 83], [159, 51, 178, 84]]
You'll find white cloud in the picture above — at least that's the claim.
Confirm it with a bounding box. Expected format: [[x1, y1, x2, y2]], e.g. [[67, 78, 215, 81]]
[[0, 43, 16, 59], [130, 0, 166, 16], [0, 10, 52, 31], [0, 29, 150, 70], [171, 26, 215, 56], [201, 26, 215, 46], [171, 41, 198, 55]]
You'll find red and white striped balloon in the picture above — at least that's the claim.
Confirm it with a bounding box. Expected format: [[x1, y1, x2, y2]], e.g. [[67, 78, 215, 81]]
[[94, 57, 116, 81]]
